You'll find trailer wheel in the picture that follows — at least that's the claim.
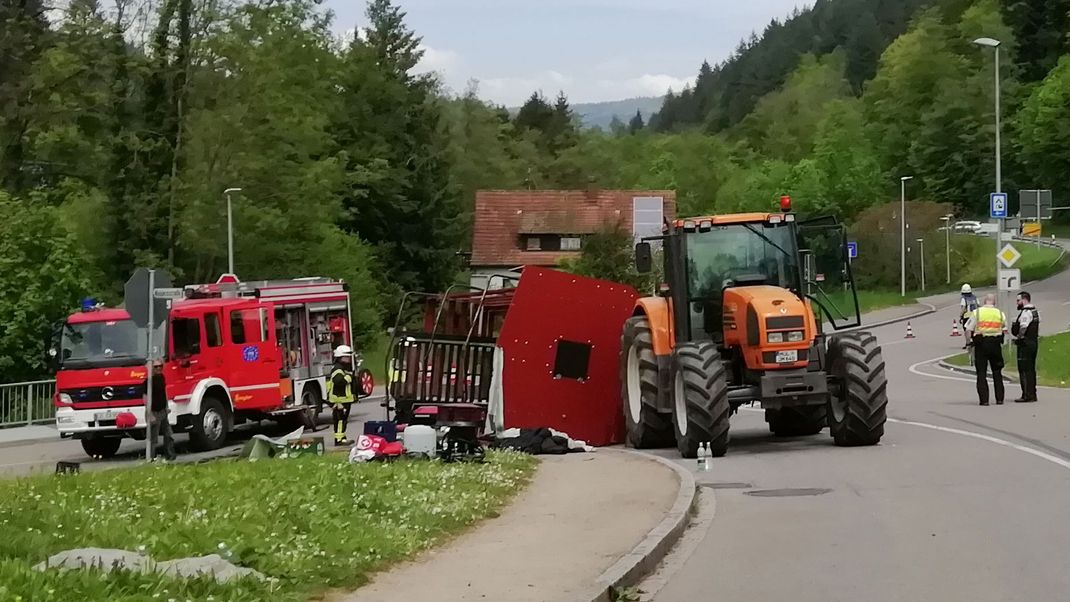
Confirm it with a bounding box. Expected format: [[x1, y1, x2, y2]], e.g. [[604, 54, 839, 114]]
[[766, 406, 827, 437], [189, 397, 230, 452], [671, 342, 730, 458], [827, 332, 887, 447], [81, 436, 121, 459], [620, 316, 674, 449], [358, 369, 374, 399]]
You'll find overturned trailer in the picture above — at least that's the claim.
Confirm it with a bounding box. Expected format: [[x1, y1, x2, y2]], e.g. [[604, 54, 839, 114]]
[[384, 268, 639, 446]]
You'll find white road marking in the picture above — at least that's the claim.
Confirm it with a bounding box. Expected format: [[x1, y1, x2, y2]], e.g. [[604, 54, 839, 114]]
[[741, 406, 1070, 473], [887, 417, 1070, 472]]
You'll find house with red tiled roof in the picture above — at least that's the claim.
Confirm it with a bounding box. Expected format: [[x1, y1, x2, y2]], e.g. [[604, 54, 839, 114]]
[[469, 189, 677, 289]]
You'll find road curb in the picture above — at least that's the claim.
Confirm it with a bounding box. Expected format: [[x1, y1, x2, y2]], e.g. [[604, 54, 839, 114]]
[[938, 360, 1019, 383], [839, 301, 938, 333], [576, 449, 697, 602]]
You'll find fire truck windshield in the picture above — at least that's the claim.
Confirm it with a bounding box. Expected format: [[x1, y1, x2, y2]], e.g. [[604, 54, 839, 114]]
[[60, 319, 145, 369]]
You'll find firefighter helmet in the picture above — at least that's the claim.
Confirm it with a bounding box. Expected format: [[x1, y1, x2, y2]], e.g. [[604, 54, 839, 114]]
[[333, 345, 353, 358]]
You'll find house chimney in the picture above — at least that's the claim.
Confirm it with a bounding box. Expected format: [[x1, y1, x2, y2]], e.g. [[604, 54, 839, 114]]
[[585, 177, 599, 201]]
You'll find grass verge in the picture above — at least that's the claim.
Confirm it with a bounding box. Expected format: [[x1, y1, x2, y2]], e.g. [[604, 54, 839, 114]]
[[942, 331, 1070, 387], [0, 451, 535, 601]]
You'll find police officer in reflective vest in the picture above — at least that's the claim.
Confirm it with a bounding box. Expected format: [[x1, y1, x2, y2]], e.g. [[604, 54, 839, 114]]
[[1011, 291, 1041, 403], [965, 294, 1008, 406], [329, 345, 356, 446]]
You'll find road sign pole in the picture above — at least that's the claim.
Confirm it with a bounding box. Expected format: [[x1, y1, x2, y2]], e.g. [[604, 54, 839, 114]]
[[145, 269, 155, 463]]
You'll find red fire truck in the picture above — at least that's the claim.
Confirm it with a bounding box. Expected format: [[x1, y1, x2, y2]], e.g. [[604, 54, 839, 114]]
[[51, 276, 374, 458]]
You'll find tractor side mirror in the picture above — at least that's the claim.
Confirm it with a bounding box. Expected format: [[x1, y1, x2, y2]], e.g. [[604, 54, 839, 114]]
[[635, 242, 653, 274]]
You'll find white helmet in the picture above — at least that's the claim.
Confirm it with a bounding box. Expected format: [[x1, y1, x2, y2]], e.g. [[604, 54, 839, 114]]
[[960, 284, 973, 294], [333, 345, 353, 358]]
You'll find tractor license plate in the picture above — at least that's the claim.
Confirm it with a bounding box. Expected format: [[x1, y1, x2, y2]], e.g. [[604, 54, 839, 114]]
[[775, 350, 798, 364]]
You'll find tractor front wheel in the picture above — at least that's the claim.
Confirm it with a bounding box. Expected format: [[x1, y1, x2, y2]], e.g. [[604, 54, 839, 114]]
[[671, 342, 730, 458], [827, 332, 888, 447], [620, 316, 675, 449]]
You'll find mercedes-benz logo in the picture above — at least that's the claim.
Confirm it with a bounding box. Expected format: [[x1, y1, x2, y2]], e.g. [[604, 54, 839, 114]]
[[101, 386, 114, 400]]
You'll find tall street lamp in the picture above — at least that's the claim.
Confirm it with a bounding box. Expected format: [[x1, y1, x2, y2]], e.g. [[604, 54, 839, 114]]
[[941, 214, 953, 285], [917, 238, 926, 292], [224, 187, 242, 275], [900, 176, 913, 296], [974, 37, 1002, 310]]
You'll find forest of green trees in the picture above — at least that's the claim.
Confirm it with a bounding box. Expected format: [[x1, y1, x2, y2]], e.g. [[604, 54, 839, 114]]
[[3, 0, 1069, 381]]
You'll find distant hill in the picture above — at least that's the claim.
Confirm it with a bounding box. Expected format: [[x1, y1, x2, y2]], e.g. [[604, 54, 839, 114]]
[[572, 96, 664, 130]]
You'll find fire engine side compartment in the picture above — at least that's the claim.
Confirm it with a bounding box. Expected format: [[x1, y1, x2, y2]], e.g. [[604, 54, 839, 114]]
[[497, 268, 639, 446]]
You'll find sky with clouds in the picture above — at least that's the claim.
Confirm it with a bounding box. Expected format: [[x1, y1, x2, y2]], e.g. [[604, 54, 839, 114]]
[[326, 0, 808, 106]]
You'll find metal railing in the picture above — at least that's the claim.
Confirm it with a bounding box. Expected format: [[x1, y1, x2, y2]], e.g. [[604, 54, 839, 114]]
[[0, 380, 56, 428]]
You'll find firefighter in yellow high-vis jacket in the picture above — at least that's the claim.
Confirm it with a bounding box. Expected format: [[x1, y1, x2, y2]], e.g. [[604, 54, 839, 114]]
[[329, 345, 356, 445]]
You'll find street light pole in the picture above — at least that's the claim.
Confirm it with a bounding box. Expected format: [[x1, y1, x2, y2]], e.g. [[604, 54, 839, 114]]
[[941, 214, 953, 285], [900, 176, 913, 297], [917, 238, 926, 292], [223, 187, 242, 275], [974, 37, 1003, 312]]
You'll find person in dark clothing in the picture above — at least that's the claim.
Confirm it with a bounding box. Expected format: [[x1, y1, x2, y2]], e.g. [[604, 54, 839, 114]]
[[329, 345, 356, 446], [1012, 291, 1041, 403], [148, 360, 176, 461]]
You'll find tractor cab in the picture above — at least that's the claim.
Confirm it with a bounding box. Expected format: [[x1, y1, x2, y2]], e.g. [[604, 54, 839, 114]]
[[635, 203, 861, 348]]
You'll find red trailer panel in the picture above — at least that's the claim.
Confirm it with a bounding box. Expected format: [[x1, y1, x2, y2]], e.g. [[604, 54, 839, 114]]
[[497, 268, 638, 446]]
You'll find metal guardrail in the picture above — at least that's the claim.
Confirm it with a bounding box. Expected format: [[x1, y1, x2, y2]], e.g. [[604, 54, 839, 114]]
[[0, 379, 56, 428]]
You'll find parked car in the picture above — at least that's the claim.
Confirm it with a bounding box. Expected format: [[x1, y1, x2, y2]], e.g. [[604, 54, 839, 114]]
[[953, 220, 982, 233]]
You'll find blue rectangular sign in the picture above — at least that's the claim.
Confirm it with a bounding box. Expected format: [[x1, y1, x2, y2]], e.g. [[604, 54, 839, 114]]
[[990, 192, 1008, 219], [846, 241, 858, 259]]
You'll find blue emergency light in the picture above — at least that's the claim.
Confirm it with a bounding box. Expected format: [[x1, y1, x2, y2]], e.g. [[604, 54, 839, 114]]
[[80, 297, 97, 312]]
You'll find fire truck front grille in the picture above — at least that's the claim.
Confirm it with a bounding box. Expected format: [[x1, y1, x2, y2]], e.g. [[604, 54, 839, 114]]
[[63, 385, 145, 405]]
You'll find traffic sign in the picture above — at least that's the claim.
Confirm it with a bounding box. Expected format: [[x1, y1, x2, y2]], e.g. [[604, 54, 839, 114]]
[[846, 241, 858, 260], [990, 193, 1008, 218], [153, 287, 185, 300], [124, 268, 172, 328], [999, 268, 1021, 292], [997, 243, 1021, 269]]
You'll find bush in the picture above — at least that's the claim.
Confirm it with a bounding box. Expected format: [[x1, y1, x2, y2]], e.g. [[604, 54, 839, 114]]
[[558, 224, 655, 292]]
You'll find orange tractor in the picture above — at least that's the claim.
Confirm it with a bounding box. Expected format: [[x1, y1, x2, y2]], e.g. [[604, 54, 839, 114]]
[[621, 197, 887, 458]]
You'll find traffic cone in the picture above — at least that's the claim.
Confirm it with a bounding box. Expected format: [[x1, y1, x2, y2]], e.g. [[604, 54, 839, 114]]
[[950, 320, 962, 337], [904, 321, 916, 339]]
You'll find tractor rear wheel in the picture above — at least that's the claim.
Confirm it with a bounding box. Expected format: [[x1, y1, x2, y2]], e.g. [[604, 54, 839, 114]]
[[827, 332, 888, 447], [766, 406, 827, 437], [671, 342, 730, 458], [620, 316, 674, 449]]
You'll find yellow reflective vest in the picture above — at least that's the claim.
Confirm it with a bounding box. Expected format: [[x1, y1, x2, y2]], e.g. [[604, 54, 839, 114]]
[[973, 306, 1006, 337], [328, 367, 355, 404]]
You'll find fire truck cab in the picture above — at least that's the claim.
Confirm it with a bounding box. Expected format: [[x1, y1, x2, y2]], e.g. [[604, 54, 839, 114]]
[[52, 276, 370, 458]]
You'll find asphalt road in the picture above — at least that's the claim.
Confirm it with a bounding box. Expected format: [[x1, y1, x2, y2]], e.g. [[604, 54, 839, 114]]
[[650, 261, 1070, 601], [0, 397, 389, 477]]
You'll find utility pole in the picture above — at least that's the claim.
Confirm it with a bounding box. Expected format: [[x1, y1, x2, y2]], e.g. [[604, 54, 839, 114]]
[[974, 37, 1003, 316], [917, 238, 926, 292], [900, 176, 913, 296], [941, 214, 953, 285], [224, 188, 242, 275]]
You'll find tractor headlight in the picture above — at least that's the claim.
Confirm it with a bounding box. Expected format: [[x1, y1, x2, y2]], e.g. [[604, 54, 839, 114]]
[[787, 331, 805, 342], [767, 332, 784, 343]]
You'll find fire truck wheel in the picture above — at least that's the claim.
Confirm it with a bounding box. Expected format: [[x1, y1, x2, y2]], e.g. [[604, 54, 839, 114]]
[[189, 397, 230, 452], [81, 436, 121, 459], [301, 385, 323, 427]]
